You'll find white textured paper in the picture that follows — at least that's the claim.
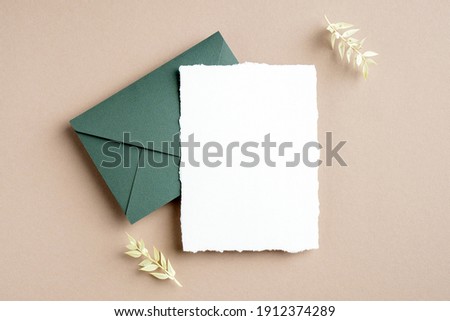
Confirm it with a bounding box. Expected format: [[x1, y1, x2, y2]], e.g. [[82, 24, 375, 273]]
[[179, 63, 318, 252]]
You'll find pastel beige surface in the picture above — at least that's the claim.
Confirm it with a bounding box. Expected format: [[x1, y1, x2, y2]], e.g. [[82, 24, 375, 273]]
[[1, 0, 449, 300]]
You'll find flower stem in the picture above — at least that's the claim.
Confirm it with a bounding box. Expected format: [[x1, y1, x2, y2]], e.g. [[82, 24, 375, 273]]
[[140, 248, 183, 287], [325, 17, 368, 66]]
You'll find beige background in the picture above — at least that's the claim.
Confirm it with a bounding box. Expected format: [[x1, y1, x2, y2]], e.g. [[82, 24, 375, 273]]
[[1, 0, 449, 300]]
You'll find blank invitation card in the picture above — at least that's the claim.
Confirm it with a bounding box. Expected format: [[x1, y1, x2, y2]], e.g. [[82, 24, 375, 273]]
[[179, 63, 319, 252]]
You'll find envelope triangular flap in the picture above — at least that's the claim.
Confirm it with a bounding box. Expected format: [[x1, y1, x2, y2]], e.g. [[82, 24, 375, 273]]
[[70, 32, 238, 157], [126, 149, 180, 223], [76, 133, 139, 211]]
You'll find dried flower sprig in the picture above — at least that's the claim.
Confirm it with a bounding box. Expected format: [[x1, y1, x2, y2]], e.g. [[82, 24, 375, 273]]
[[325, 15, 378, 79], [125, 233, 182, 287]]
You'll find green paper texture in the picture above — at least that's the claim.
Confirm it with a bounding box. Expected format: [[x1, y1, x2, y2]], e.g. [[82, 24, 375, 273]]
[[70, 32, 238, 223]]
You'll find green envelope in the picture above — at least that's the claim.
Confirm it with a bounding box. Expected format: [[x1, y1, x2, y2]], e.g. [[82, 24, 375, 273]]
[[70, 32, 238, 223]]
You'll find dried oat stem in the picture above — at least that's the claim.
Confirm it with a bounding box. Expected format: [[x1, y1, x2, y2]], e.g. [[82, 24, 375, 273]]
[[125, 233, 182, 287], [325, 15, 378, 79]]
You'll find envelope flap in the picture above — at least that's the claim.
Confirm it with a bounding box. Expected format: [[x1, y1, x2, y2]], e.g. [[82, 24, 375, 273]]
[[76, 132, 139, 212], [70, 32, 238, 157], [125, 149, 180, 223]]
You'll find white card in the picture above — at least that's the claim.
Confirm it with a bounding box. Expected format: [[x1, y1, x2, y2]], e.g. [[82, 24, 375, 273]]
[[179, 63, 319, 252]]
